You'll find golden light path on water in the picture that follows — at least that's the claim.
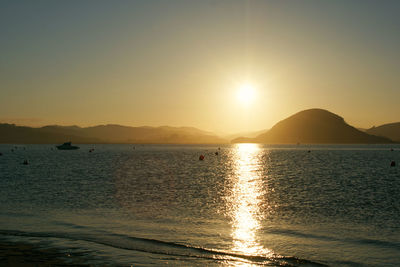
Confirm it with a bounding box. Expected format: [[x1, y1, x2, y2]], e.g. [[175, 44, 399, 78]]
[[229, 143, 273, 264]]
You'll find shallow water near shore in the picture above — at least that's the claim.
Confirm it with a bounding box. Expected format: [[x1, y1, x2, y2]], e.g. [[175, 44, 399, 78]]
[[0, 144, 399, 266]]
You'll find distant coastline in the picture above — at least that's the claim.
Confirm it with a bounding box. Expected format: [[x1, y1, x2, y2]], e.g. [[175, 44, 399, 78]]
[[1, 109, 398, 144]]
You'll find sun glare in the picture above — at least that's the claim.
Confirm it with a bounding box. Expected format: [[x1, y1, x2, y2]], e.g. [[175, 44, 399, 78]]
[[236, 84, 256, 106], [229, 143, 273, 257]]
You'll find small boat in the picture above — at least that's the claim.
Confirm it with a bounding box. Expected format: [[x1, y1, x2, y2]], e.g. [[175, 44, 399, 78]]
[[56, 142, 79, 150]]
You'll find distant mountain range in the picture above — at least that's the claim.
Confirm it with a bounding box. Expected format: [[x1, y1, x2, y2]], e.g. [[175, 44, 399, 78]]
[[232, 109, 394, 144], [366, 122, 400, 142], [223, 129, 269, 141], [0, 124, 227, 144], [0, 109, 398, 144]]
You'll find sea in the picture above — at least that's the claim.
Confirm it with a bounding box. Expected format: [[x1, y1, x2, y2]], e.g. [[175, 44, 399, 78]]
[[0, 144, 399, 266]]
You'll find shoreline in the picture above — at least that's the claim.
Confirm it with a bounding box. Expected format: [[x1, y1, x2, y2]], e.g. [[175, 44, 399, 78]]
[[0, 240, 89, 267]]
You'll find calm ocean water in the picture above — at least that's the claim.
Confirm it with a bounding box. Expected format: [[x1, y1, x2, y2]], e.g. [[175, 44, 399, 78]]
[[0, 144, 399, 266]]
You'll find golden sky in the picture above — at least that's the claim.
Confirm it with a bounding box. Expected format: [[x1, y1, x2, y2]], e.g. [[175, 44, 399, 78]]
[[1, 1, 400, 134]]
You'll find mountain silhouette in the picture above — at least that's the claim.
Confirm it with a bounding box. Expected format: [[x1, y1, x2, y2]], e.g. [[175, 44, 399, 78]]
[[0, 124, 226, 144], [0, 124, 99, 144], [224, 128, 269, 140], [1, 109, 396, 144], [232, 109, 393, 144], [366, 122, 400, 142]]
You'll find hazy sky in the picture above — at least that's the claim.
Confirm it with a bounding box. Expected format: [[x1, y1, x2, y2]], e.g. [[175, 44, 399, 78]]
[[1, 0, 400, 134]]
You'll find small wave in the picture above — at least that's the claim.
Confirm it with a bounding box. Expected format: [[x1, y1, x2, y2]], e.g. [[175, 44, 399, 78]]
[[0, 229, 326, 266], [266, 228, 400, 250]]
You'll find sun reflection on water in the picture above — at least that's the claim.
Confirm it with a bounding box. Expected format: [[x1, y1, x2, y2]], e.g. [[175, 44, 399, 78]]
[[229, 143, 272, 259]]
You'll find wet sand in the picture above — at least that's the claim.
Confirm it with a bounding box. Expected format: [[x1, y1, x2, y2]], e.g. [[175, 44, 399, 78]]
[[0, 241, 89, 267]]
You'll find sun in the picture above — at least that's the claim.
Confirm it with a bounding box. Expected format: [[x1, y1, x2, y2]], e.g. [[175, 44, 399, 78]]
[[236, 83, 256, 106]]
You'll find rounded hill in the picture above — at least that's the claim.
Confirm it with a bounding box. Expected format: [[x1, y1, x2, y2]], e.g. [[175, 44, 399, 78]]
[[234, 109, 392, 144]]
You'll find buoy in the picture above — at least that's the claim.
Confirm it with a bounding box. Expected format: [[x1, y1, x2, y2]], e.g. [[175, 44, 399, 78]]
[[390, 148, 394, 151], [0, 152, 2, 156], [390, 161, 396, 167], [89, 148, 94, 153], [307, 150, 311, 153], [215, 152, 219, 155], [199, 155, 205, 161], [23, 160, 28, 165]]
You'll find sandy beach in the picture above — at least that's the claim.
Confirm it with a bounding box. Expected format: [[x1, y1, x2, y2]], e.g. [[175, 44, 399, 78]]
[[0, 241, 89, 267]]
